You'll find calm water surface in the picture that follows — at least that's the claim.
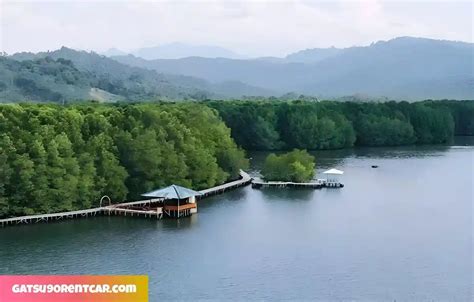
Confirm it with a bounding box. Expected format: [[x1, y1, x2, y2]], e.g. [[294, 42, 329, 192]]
[[1, 143, 473, 301]]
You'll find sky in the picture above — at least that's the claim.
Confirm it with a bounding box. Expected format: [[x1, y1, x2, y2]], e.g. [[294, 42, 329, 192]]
[[1, 0, 472, 57]]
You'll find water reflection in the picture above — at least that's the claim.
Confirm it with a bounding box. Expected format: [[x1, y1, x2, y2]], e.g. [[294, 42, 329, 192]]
[[161, 214, 198, 230], [256, 187, 315, 202], [350, 146, 451, 159], [198, 188, 248, 210]]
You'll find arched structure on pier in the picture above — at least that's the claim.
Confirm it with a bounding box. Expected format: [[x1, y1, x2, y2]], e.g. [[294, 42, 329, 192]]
[[100, 195, 112, 207]]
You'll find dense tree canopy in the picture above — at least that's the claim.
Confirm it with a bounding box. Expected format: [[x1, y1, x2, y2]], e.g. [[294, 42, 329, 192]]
[[1, 99, 472, 218], [0, 102, 248, 218], [261, 149, 315, 182], [207, 100, 472, 150], [423, 100, 474, 136]]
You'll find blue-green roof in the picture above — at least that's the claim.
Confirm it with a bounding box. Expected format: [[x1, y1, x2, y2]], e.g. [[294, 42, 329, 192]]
[[142, 185, 202, 199]]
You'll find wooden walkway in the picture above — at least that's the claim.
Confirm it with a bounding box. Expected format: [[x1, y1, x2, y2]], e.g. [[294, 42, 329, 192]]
[[107, 198, 163, 207], [0, 170, 253, 227], [0, 208, 103, 227], [103, 207, 163, 219], [199, 170, 252, 197], [252, 180, 323, 189], [251, 179, 343, 189]]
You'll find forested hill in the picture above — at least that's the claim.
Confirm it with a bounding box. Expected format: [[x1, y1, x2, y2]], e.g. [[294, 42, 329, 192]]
[[0, 103, 248, 218], [113, 37, 473, 100], [3, 49, 212, 102], [2, 47, 273, 103], [0, 56, 96, 103], [207, 100, 474, 150]]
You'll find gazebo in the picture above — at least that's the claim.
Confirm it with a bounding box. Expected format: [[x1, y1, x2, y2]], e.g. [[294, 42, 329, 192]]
[[322, 168, 344, 186], [142, 185, 202, 218]]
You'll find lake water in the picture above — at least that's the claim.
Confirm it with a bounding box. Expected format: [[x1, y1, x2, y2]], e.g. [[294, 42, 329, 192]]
[[1, 142, 473, 301]]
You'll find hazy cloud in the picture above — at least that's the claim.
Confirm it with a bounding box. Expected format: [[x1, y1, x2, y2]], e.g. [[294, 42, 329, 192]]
[[1, 0, 472, 56]]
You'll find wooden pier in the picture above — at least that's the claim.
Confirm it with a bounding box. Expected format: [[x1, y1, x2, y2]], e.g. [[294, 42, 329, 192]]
[[107, 198, 163, 208], [252, 180, 323, 189], [0, 208, 103, 227], [251, 179, 343, 189], [103, 207, 163, 219], [0, 170, 253, 227], [163, 203, 196, 218], [198, 170, 252, 198]]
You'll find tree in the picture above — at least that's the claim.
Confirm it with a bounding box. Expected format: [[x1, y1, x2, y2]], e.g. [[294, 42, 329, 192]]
[[261, 149, 315, 182], [0, 135, 14, 217]]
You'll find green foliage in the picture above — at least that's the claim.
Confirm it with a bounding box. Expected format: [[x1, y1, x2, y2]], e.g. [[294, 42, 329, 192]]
[[0, 56, 91, 103], [0, 102, 248, 218], [262, 149, 315, 182], [278, 102, 356, 149], [424, 100, 474, 136], [407, 104, 454, 144], [207, 100, 471, 150], [355, 114, 415, 146]]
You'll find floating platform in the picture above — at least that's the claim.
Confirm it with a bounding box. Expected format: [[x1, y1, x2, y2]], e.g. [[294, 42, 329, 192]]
[[251, 179, 343, 189], [252, 180, 323, 189], [322, 182, 344, 188]]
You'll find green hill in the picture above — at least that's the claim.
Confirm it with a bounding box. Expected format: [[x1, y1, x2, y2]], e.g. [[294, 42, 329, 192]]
[[7, 47, 213, 102], [0, 56, 96, 103], [5, 47, 273, 103]]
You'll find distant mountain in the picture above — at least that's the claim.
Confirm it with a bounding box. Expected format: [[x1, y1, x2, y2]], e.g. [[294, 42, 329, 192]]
[[3, 47, 274, 103], [112, 54, 306, 92], [132, 42, 243, 60], [284, 46, 344, 63], [253, 57, 287, 63], [4, 37, 472, 102], [112, 37, 474, 100], [102, 48, 128, 57], [300, 37, 474, 99]]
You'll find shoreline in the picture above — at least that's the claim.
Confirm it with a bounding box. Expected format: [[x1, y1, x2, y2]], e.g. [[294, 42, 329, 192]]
[[243, 135, 474, 153], [0, 171, 253, 227]]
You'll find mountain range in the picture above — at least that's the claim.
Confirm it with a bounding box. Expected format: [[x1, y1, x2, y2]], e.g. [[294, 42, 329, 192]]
[[1, 37, 472, 103], [102, 42, 243, 60], [112, 37, 474, 100], [1, 47, 271, 102]]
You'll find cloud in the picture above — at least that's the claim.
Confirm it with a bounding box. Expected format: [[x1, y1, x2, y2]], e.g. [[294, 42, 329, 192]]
[[1, 0, 472, 56]]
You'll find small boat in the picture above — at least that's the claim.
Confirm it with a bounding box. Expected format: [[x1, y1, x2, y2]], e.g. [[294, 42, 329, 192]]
[[371, 165, 378, 168]]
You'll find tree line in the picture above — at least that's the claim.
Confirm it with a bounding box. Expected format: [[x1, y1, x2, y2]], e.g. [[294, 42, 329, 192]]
[[0, 102, 248, 218], [207, 100, 474, 150], [1, 99, 472, 218]]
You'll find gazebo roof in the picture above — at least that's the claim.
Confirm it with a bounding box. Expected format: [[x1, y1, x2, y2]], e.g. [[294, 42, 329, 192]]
[[323, 168, 344, 175], [142, 185, 202, 199]]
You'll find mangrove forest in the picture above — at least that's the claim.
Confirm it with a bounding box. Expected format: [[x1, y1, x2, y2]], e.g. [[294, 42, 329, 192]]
[[1, 99, 473, 218], [0, 103, 248, 218], [208, 100, 474, 150]]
